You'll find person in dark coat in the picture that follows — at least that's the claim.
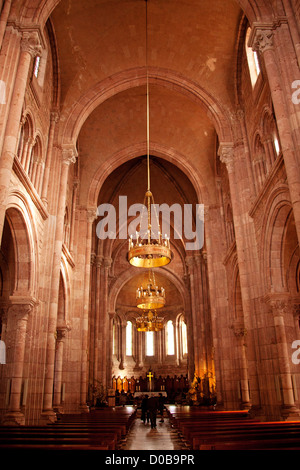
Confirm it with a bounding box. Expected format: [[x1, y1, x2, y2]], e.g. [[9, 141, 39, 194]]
[[147, 395, 159, 429], [158, 393, 165, 422], [141, 394, 149, 424]]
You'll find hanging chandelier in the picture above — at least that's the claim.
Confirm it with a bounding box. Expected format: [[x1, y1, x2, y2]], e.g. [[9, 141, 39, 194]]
[[127, 0, 173, 269], [136, 310, 164, 332], [136, 269, 166, 310]]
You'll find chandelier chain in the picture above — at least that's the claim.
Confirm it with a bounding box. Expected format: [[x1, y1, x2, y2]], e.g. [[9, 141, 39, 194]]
[[146, 0, 150, 192]]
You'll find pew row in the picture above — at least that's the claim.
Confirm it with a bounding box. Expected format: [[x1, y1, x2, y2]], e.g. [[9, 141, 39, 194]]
[[166, 406, 300, 450], [0, 406, 136, 450]]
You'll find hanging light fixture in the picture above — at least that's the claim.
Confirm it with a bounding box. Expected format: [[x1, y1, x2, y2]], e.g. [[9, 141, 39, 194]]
[[127, 0, 173, 269], [136, 269, 166, 310], [136, 310, 164, 332]]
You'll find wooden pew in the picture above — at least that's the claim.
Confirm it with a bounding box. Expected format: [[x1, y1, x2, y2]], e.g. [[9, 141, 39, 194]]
[[0, 406, 136, 450], [166, 406, 300, 450]]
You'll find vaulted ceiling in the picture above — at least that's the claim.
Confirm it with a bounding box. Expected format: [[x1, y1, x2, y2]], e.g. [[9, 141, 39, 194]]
[[50, 0, 244, 207]]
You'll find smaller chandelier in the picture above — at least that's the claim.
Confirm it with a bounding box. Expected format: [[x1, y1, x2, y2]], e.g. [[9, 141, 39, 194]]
[[136, 269, 166, 310], [136, 310, 164, 332]]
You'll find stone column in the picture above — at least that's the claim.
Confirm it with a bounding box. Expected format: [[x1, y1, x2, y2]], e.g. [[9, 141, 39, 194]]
[[3, 299, 35, 425], [20, 134, 29, 167], [107, 311, 115, 388], [134, 316, 142, 370], [0, 30, 41, 242], [251, 27, 300, 246], [219, 143, 263, 408], [119, 322, 126, 371], [0, 1, 12, 49], [194, 253, 208, 376], [69, 179, 79, 254], [232, 322, 251, 410], [93, 255, 103, 385], [41, 145, 76, 423], [53, 326, 69, 413], [41, 111, 59, 205], [185, 256, 200, 376], [103, 257, 112, 388], [80, 208, 97, 412], [267, 295, 300, 419]]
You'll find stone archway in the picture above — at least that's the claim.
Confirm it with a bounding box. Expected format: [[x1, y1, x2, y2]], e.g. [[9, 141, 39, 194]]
[[261, 185, 294, 293], [0, 205, 37, 425]]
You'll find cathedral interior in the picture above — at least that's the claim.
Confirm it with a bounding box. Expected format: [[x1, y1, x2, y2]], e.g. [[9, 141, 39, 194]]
[[1, 0, 300, 437]]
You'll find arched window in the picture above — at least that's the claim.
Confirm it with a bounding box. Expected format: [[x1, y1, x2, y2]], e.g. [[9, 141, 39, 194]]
[[33, 56, 41, 78], [146, 331, 154, 356], [181, 319, 188, 355], [273, 135, 280, 156], [166, 320, 175, 355], [32, 48, 48, 88], [245, 27, 260, 88], [112, 321, 116, 355], [126, 321, 132, 356]]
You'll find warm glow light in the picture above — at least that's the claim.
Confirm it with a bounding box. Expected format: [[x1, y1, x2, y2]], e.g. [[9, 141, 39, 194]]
[[167, 320, 175, 355], [182, 320, 188, 355], [126, 321, 132, 356], [245, 27, 260, 88], [146, 330, 154, 356], [274, 136, 280, 155]]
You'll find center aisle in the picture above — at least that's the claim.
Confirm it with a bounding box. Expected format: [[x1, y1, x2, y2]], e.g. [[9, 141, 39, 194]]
[[120, 408, 187, 451]]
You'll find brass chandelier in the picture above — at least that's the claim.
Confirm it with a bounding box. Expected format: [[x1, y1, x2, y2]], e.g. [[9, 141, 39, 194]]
[[127, 0, 172, 270], [136, 269, 166, 310], [136, 310, 164, 332]]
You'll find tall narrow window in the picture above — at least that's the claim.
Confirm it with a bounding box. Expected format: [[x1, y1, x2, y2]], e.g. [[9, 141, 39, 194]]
[[146, 331, 154, 356], [166, 320, 175, 355], [245, 27, 260, 88], [126, 321, 132, 356], [181, 319, 188, 355], [33, 56, 41, 78], [112, 322, 116, 355], [274, 135, 280, 156]]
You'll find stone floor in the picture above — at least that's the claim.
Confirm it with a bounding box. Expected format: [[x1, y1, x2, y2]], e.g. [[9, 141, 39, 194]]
[[120, 409, 188, 450]]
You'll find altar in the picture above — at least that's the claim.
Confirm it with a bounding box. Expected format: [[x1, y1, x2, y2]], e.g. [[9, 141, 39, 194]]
[[112, 372, 189, 395], [133, 391, 167, 398]]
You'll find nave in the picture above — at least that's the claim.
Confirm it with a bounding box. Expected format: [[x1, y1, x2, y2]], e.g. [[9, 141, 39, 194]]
[[1, 404, 300, 451], [120, 407, 187, 451]]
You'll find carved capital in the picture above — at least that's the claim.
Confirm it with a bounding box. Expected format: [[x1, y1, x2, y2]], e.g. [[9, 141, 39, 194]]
[[264, 294, 291, 316], [231, 321, 247, 339], [218, 143, 235, 173], [236, 108, 245, 121], [61, 145, 77, 165], [252, 28, 274, 54], [8, 303, 32, 322], [185, 255, 195, 270], [234, 327, 247, 338], [8, 296, 37, 315], [103, 257, 112, 268], [21, 31, 42, 58], [87, 207, 97, 223], [56, 326, 69, 341], [50, 111, 60, 124], [292, 303, 300, 318], [96, 255, 104, 268]]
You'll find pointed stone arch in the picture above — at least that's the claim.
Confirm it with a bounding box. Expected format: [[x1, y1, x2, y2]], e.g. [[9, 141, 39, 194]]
[[261, 185, 294, 294]]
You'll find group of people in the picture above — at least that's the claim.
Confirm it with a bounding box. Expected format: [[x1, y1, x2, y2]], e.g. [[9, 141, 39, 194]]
[[140, 393, 165, 429]]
